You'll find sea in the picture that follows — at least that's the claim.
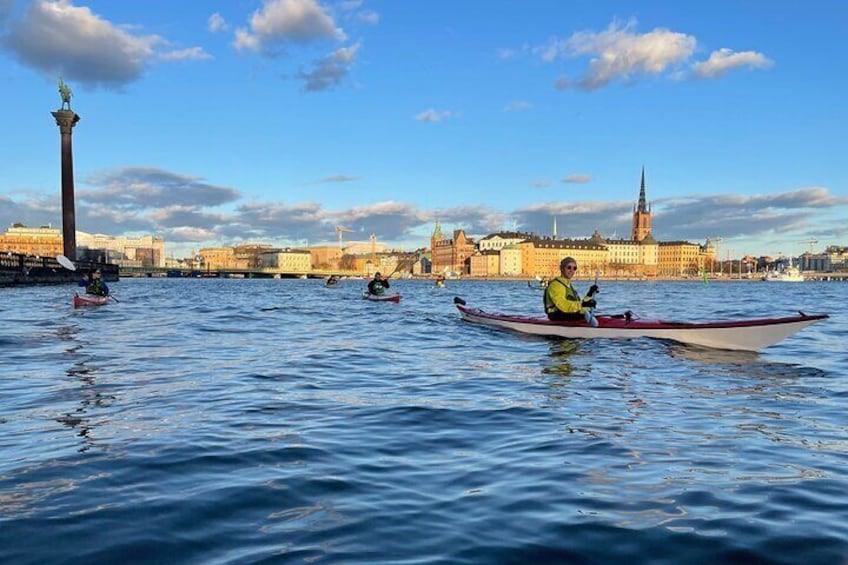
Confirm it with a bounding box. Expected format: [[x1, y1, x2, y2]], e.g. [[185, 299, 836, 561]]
[[1, 278, 846, 564]]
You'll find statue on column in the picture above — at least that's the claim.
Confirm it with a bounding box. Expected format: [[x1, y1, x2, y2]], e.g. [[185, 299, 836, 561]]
[[58, 78, 72, 110]]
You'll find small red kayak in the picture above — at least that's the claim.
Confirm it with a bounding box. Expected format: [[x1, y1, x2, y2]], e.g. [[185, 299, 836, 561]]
[[73, 293, 109, 308], [362, 291, 401, 303]]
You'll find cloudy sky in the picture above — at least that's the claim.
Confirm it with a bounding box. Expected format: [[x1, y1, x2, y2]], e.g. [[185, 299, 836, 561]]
[[0, 0, 845, 258]]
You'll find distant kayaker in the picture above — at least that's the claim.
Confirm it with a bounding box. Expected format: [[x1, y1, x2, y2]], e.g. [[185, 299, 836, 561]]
[[543, 257, 598, 321], [367, 272, 390, 296], [435, 274, 446, 287], [326, 275, 340, 286], [85, 269, 110, 297]]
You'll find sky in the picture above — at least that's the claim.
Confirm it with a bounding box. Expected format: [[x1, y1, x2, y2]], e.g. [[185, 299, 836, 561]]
[[0, 0, 846, 259]]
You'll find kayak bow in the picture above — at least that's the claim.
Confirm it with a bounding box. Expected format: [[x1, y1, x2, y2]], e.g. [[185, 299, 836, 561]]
[[363, 291, 401, 303], [73, 293, 110, 308], [454, 298, 827, 351]]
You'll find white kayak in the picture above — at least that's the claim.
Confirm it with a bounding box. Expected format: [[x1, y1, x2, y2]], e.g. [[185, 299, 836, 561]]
[[453, 298, 827, 351]]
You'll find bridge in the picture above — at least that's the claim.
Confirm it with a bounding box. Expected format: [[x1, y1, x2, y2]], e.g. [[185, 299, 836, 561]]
[[119, 266, 363, 279], [1, 252, 119, 286]]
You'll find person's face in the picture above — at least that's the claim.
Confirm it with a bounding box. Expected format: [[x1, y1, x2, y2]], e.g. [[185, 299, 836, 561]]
[[562, 263, 577, 279]]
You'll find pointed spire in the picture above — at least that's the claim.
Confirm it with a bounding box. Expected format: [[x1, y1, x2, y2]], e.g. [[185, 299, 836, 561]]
[[432, 221, 442, 240], [637, 166, 648, 213]]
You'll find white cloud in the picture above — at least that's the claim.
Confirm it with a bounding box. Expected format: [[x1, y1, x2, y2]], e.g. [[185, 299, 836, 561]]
[[159, 47, 213, 62], [298, 42, 360, 91], [414, 108, 454, 122], [496, 48, 517, 60], [207, 13, 229, 33], [692, 48, 774, 79], [312, 175, 360, 184], [532, 180, 551, 188], [1, 0, 209, 87], [537, 19, 696, 90], [234, 0, 345, 53], [563, 174, 592, 183], [357, 10, 379, 25], [504, 101, 532, 112]]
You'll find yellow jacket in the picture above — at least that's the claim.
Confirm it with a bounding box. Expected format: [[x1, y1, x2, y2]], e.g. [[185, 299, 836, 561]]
[[543, 276, 587, 315]]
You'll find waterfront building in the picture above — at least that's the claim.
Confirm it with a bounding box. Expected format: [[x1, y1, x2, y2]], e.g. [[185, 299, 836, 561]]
[[657, 241, 703, 276], [499, 244, 523, 276], [800, 246, 848, 272], [308, 246, 342, 270], [592, 230, 658, 278], [413, 254, 432, 275], [343, 241, 386, 255], [233, 244, 274, 269], [478, 231, 532, 252], [199, 247, 246, 270], [519, 237, 607, 278], [431, 224, 476, 275], [469, 250, 500, 277], [76, 231, 165, 267], [0, 224, 63, 257], [258, 248, 312, 272]]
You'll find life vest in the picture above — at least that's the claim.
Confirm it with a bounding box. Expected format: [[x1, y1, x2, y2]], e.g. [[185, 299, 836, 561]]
[[543, 277, 581, 315]]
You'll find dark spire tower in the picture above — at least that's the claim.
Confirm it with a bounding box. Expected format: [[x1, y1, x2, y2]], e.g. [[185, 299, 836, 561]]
[[52, 79, 80, 259], [631, 166, 652, 241]]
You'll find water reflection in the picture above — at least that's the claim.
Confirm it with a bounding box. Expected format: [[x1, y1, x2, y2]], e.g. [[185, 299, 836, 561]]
[[667, 343, 762, 366], [541, 340, 582, 377], [57, 320, 112, 453]]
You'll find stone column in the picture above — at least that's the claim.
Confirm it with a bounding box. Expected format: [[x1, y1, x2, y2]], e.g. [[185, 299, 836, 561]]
[[51, 109, 80, 259]]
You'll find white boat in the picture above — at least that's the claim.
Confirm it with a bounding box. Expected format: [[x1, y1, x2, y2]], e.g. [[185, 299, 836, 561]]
[[764, 264, 805, 282], [454, 298, 826, 352]]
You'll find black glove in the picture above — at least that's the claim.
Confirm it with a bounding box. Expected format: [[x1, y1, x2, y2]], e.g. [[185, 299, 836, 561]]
[[586, 284, 599, 297], [582, 298, 597, 309]]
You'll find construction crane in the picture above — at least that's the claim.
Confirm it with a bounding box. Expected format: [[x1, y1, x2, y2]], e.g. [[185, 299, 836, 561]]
[[335, 226, 354, 248], [799, 238, 819, 254], [708, 236, 722, 275]]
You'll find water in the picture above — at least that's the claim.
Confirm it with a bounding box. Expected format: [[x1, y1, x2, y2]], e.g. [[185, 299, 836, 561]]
[[1, 278, 847, 564]]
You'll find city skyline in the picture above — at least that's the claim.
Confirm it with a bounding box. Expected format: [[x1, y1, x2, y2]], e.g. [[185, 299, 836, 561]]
[[1, 1, 846, 259]]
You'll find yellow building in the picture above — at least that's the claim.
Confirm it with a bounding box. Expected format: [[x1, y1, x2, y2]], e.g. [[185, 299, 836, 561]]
[[0, 224, 63, 257], [657, 241, 703, 276], [199, 247, 243, 270], [258, 249, 312, 272], [309, 246, 343, 270], [500, 244, 523, 276], [519, 237, 607, 278], [593, 231, 658, 278], [469, 250, 500, 277]]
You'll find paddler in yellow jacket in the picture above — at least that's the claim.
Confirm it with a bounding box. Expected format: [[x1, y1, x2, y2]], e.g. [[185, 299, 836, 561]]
[[543, 257, 598, 321]]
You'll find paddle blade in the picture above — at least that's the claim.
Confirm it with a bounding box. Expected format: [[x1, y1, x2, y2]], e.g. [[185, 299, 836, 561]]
[[453, 296, 466, 305], [56, 255, 76, 271]]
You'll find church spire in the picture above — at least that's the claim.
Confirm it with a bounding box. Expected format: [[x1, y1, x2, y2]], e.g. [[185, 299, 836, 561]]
[[637, 166, 648, 213]]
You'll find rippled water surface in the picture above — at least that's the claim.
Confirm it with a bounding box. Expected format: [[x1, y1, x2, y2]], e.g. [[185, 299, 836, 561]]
[[1, 278, 847, 564]]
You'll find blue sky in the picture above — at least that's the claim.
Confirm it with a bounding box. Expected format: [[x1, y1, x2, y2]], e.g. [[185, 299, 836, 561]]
[[1, 0, 845, 259]]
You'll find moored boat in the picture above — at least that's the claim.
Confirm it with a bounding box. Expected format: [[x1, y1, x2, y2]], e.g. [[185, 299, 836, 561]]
[[362, 291, 401, 303], [453, 297, 826, 351], [73, 293, 109, 308], [763, 266, 805, 282]]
